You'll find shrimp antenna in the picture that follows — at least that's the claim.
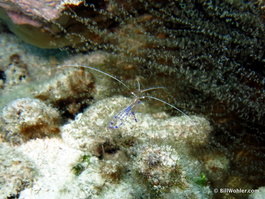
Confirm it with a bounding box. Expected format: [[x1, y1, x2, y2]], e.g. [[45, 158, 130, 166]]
[[141, 87, 166, 93], [58, 65, 130, 90], [144, 95, 200, 133], [136, 77, 166, 93]]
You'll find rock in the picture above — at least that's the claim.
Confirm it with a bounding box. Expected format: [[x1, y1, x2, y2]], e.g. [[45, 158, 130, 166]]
[[1, 98, 61, 142], [0, 0, 83, 48], [0, 143, 37, 198]]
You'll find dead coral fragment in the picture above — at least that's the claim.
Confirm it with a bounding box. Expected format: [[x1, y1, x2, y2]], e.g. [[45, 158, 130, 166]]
[[1, 98, 61, 141]]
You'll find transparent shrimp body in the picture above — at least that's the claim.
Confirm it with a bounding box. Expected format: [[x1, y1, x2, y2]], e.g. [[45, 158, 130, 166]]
[[108, 81, 165, 129], [109, 97, 141, 129]]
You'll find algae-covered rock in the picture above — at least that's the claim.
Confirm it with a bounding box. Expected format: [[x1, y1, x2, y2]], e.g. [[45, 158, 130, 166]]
[[0, 143, 37, 198], [34, 68, 95, 117], [1, 98, 61, 142], [58, 96, 213, 198], [0, 94, 213, 198]]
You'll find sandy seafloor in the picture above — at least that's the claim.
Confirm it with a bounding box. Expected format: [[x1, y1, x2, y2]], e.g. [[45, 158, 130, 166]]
[[0, 30, 264, 199]]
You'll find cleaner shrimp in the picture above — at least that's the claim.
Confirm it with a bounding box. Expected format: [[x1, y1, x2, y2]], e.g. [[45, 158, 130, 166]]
[[59, 64, 199, 131]]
